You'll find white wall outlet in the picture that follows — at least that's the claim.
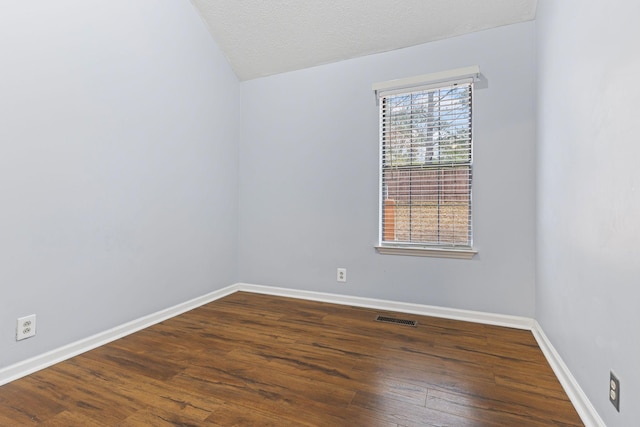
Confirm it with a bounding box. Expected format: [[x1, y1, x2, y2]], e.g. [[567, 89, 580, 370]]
[[16, 314, 36, 341], [337, 268, 347, 282], [610, 371, 620, 412]]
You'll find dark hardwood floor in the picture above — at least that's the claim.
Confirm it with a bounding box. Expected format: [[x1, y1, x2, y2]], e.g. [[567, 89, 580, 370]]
[[0, 292, 583, 426]]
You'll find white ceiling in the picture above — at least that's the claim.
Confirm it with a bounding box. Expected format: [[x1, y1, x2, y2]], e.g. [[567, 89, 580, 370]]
[[190, 0, 537, 81]]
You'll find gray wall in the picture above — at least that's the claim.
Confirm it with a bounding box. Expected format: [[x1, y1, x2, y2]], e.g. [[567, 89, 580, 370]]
[[0, 1, 240, 368], [536, 1, 640, 425], [239, 22, 537, 316]]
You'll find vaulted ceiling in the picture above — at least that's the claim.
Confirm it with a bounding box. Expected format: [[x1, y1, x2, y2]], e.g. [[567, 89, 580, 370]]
[[190, 0, 537, 81]]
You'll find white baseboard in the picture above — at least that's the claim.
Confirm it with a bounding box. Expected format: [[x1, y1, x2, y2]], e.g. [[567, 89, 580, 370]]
[[237, 283, 534, 330], [0, 282, 531, 387], [531, 320, 605, 427], [0, 282, 601, 427], [0, 284, 241, 387]]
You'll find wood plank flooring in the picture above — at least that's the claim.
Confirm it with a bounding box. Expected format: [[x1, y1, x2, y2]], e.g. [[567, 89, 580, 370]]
[[0, 292, 583, 426]]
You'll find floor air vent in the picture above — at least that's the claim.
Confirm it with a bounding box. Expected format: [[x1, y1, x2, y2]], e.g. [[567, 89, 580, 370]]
[[375, 315, 417, 327]]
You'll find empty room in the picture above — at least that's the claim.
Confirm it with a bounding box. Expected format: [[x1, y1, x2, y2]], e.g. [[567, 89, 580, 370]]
[[0, 1, 637, 426]]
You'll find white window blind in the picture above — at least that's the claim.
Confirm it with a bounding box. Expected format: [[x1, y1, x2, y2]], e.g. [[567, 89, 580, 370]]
[[378, 78, 473, 249]]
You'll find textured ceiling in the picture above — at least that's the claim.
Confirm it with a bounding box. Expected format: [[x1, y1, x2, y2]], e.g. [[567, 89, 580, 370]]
[[190, 0, 537, 81]]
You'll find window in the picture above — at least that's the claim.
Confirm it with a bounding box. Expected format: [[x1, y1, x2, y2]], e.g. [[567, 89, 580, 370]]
[[373, 67, 479, 259]]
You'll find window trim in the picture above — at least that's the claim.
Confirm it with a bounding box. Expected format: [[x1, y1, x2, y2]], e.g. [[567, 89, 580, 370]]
[[375, 245, 477, 260], [373, 66, 480, 258]]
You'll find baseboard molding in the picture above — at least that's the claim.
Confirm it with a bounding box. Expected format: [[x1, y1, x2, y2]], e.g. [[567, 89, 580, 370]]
[[0, 282, 532, 388], [0, 282, 601, 427], [0, 284, 241, 387], [531, 320, 605, 427], [236, 283, 534, 330]]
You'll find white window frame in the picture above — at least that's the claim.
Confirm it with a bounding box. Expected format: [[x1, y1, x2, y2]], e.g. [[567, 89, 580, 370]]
[[373, 66, 480, 259]]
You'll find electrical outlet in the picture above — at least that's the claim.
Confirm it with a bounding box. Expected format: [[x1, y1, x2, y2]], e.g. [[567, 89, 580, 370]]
[[16, 314, 36, 341], [610, 371, 620, 412], [337, 268, 347, 282]]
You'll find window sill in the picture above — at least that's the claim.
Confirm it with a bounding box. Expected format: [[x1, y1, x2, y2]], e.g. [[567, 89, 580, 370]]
[[375, 246, 477, 259]]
